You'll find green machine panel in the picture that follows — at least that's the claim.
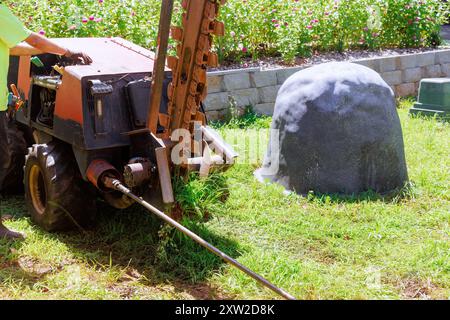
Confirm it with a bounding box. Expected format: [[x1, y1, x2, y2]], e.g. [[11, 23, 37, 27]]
[[410, 78, 450, 119]]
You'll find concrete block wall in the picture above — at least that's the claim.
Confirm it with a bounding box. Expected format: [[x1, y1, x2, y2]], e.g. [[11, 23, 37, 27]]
[[204, 49, 450, 119]]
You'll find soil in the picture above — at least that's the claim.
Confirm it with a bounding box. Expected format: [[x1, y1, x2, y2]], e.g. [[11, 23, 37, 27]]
[[209, 45, 450, 73], [399, 278, 437, 299]]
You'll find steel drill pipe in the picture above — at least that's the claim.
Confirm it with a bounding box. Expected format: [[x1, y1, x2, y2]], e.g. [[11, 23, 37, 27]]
[[102, 176, 296, 300]]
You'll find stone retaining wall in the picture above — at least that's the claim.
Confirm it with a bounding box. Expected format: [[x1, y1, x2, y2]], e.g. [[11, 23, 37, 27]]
[[204, 49, 450, 119]]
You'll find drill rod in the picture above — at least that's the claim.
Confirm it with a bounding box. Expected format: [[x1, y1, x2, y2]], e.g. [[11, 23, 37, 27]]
[[103, 177, 296, 300]]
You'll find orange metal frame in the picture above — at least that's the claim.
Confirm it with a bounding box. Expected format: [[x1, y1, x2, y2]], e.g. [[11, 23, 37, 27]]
[[164, 0, 225, 137]]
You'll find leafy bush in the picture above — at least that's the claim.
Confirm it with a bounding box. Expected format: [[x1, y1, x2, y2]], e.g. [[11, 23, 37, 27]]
[[218, 0, 449, 61], [4, 0, 449, 62], [4, 0, 162, 48]]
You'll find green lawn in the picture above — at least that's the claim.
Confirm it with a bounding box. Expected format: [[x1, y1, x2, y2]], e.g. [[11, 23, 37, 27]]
[[0, 100, 449, 300]]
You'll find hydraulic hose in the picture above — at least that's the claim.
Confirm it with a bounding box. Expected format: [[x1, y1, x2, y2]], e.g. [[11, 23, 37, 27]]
[[102, 176, 296, 300]]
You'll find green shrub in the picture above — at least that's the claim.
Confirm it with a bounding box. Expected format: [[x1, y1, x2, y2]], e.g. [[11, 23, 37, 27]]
[[4, 0, 161, 48], [4, 0, 449, 62]]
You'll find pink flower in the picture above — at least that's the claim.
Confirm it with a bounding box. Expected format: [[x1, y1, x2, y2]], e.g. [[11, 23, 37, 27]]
[[306, 25, 313, 29], [38, 29, 45, 36], [230, 31, 236, 37], [89, 16, 95, 21], [69, 25, 77, 30], [95, 17, 103, 22], [274, 24, 280, 28], [98, 0, 104, 3], [82, 17, 88, 23], [242, 47, 248, 53]]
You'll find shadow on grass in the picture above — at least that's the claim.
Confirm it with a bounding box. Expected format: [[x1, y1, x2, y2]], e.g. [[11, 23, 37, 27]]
[[63, 201, 241, 299], [209, 106, 272, 130], [0, 174, 239, 299], [0, 216, 51, 294], [0, 236, 32, 288], [304, 181, 417, 205], [408, 112, 450, 123]]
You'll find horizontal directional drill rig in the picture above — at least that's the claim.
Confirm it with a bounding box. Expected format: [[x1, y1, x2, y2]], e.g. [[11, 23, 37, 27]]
[[7, 0, 295, 299]]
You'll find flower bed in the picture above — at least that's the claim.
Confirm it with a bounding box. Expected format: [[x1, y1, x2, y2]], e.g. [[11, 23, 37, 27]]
[[4, 0, 450, 63]]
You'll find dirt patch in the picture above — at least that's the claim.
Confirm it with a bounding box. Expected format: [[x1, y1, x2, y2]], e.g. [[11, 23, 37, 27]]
[[106, 279, 233, 300], [172, 281, 235, 300], [17, 256, 58, 276], [170, 203, 184, 222], [108, 282, 137, 299], [209, 46, 449, 72], [287, 238, 337, 265], [1, 214, 14, 221], [398, 277, 438, 299], [305, 246, 337, 265]]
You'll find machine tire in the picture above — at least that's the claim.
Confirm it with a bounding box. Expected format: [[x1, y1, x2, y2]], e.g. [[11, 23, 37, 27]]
[[24, 141, 97, 231], [103, 191, 135, 209], [0, 121, 28, 193]]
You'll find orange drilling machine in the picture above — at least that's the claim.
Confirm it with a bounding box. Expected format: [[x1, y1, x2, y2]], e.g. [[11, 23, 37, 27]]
[[7, 0, 294, 300]]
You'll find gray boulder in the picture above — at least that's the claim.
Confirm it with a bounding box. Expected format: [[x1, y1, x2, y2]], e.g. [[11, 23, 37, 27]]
[[255, 62, 408, 195]]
